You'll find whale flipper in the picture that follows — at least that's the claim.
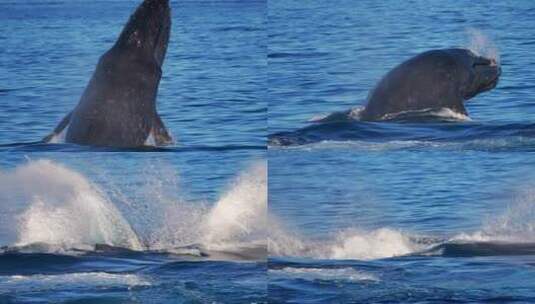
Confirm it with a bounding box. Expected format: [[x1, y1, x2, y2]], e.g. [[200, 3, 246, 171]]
[[42, 111, 72, 143]]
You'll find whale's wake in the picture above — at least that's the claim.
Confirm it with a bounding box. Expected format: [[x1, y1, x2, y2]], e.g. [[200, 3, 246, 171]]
[[270, 189, 535, 260], [269, 223, 429, 260], [0, 160, 266, 259]]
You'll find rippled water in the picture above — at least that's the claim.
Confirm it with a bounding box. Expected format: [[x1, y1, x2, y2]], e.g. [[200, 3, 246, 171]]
[[268, 1, 535, 303], [0, 0, 266, 303]]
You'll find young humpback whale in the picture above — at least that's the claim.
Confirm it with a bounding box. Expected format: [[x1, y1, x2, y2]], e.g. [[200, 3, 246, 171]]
[[44, 0, 172, 147], [359, 48, 501, 121], [318, 48, 501, 122]]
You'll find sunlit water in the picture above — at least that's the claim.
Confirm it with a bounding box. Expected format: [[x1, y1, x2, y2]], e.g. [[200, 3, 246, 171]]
[[268, 1, 535, 303], [0, 0, 266, 303]]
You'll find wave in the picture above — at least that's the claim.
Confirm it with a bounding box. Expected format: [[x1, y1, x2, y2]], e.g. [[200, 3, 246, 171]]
[[269, 267, 378, 282], [0, 272, 150, 293], [268, 52, 330, 59], [269, 120, 535, 150], [0, 160, 267, 260], [270, 137, 535, 153], [0, 141, 266, 153], [214, 25, 262, 32]]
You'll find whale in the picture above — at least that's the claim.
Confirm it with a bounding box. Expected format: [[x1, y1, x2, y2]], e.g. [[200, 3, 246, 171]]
[[43, 0, 172, 147], [268, 48, 501, 146], [359, 48, 501, 121]]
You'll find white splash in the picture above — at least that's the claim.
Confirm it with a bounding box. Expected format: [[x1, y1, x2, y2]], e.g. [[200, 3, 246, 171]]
[[0, 159, 267, 257], [268, 219, 310, 257], [465, 28, 500, 65], [120, 160, 267, 256], [453, 189, 535, 243], [122, 161, 208, 252], [329, 228, 422, 260], [270, 224, 425, 260], [0, 160, 142, 251], [201, 161, 267, 251]]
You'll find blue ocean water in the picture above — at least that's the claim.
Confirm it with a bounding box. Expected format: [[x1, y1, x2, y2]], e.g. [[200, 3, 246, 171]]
[[0, 0, 266, 303], [268, 1, 535, 303]]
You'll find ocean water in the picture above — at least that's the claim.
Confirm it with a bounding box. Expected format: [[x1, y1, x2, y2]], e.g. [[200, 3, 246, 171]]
[[268, 1, 535, 303], [0, 0, 266, 303]]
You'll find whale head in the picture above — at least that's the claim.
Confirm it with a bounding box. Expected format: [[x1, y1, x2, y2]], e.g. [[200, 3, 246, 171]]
[[359, 48, 501, 121], [452, 49, 501, 100], [115, 0, 171, 67]]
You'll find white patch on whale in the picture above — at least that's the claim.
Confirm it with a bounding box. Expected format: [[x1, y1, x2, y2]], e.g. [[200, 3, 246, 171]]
[[47, 123, 69, 144], [380, 107, 472, 121]]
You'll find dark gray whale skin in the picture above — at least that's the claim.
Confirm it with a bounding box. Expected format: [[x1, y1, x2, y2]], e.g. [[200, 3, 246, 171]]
[[359, 48, 501, 121], [44, 0, 172, 147]]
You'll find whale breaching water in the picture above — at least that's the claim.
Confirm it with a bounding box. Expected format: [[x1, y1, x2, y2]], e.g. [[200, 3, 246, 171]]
[[316, 48, 501, 123], [359, 48, 501, 121], [43, 0, 173, 147], [268, 48, 501, 146]]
